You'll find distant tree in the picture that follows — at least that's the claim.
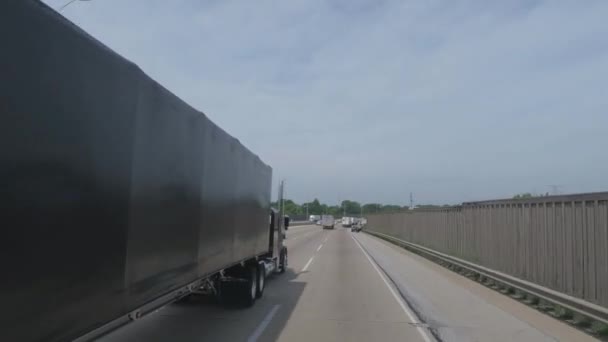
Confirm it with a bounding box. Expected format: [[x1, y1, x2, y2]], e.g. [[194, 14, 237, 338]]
[[320, 204, 329, 214], [304, 198, 323, 215], [283, 199, 303, 216], [362, 203, 382, 214], [270, 199, 301, 215], [273, 198, 419, 217], [415, 204, 441, 209], [513, 193, 534, 199], [381, 204, 402, 212], [341, 200, 361, 216], [327, 205, 341, 216]]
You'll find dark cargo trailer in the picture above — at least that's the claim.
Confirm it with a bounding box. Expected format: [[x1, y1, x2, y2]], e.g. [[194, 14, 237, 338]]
[[0, 1, 287, 341]]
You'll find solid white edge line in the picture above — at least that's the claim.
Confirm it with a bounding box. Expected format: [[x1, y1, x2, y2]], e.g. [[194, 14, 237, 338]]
[[316, 244, 323, 252], [246, 304, 281, 342], [350, 234, 434, 342], [301, 256, 315, 272]]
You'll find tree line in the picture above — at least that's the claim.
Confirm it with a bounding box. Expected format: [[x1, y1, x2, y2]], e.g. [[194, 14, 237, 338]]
[[513, 192, 555, 199], [270, 199, 450, 217], [273, 193, 558, 218]]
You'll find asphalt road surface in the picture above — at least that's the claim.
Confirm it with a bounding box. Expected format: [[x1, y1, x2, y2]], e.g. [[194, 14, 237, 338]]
[[99, 225, 596, 342]]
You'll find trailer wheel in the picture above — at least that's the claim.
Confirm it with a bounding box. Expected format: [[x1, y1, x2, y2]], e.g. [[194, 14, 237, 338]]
[[217, 279, 232, 305], [256, 263, 265, 298], [218, 265, 257, 307]]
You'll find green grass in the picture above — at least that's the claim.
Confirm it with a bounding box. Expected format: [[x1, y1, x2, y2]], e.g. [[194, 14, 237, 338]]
[[552, 305, 573, 319], [591, 321, 608, 337]]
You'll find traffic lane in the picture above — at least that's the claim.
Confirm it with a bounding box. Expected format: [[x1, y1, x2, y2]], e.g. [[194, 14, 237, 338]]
[[284, 225, 319, 243], [260, 228, 430, 342], [98, 225, 328, 342], [354, 233, 596, 342], [288, 223, 317, 229], [288, 221, 314, 227], [286, 224, 318, 234], [284, 226, 331, 270], [285, 224, 318, 239]]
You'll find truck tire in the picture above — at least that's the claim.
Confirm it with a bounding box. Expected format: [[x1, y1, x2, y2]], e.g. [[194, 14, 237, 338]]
[[217, 279, 234, 306], [256, 263, 265, 298], [218, 265, 257, 307], [278, 248, 288, 273], [240, 265, 257, 307]]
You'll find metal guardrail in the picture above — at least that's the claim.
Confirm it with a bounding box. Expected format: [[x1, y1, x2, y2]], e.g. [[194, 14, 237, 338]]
[[365, 230, 608, 328]]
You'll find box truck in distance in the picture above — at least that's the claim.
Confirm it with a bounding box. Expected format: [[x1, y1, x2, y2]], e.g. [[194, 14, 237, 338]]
[[342, 216, 355, 227], [321, 215, 335, 229], [1, 2, 287, 341]]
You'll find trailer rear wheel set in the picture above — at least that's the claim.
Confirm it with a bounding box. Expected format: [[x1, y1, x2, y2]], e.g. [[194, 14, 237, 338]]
[[216, 266, 256, 307], [215, 253, 286, 308]]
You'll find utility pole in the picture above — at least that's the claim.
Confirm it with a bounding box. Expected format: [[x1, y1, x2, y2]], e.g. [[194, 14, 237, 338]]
[[304, 203, 308, 219]]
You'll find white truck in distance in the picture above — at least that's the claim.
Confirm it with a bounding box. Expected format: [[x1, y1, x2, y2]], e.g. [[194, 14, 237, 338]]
[[320, 215, 335, 229], [341, 216, 355, 227]]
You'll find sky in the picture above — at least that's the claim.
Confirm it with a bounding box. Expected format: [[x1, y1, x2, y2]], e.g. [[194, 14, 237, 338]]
[[43, 0, 608, 205]]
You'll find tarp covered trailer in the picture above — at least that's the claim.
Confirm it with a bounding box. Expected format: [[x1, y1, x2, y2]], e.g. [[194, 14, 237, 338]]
[[0, 1, 286, 341]]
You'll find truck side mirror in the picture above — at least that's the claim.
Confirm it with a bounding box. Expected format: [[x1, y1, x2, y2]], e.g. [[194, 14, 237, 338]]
[[284, 217, 290, 230]]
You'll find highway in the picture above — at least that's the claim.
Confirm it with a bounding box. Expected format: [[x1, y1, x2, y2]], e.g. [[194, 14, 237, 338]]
[[100, 225, 596, 342]]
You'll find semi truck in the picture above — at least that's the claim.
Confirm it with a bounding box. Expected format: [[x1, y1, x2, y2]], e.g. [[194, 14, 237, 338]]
[[1, 1, 287, 341]]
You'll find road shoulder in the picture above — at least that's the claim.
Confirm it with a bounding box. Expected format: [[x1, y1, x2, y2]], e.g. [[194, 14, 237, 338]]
[[357, 232, 597, 342]]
